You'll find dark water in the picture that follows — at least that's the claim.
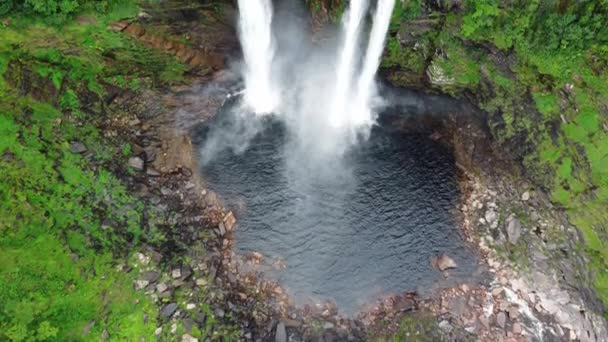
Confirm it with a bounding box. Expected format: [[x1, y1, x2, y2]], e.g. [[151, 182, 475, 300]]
[[198, 114, 478, 313]]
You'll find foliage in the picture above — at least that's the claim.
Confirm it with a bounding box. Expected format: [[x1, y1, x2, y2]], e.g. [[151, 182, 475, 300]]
[[0, 0, 136, 23], [380, 0, 608, 312], [0, 2, 190, 340]]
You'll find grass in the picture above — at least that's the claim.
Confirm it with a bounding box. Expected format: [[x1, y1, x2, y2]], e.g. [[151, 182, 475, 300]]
[[0, 1, 193, 340]]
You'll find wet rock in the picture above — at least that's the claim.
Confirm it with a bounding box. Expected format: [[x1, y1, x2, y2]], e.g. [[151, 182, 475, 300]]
[[161, 303, 178, 318], [128, 156, 144, 170], [69, 142, 87, 154], [275, 322, 287, 342], [506, 216, 522, 244], [432, 254, 458, 271]]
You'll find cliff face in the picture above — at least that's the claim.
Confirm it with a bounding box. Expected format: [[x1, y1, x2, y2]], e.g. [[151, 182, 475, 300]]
[[311, 0, 608, 313]]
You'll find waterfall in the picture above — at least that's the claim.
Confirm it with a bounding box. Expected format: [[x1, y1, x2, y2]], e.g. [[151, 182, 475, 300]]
[[237, 0, 278, 115], [330, 0, 370, 128], [234, 0, 395, 154], [352, 0, 396, 125]]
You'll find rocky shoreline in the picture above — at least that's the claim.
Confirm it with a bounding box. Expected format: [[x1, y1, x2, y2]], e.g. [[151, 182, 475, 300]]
[[102, 3, 608, 341]]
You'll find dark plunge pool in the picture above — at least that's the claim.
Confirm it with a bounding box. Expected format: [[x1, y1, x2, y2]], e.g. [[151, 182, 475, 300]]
[[197, 108, 478, 313]]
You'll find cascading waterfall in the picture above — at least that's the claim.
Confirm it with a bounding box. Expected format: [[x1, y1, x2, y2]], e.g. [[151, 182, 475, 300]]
[[234, 0, 396, 151], [330, 0, 370, 128], [353, 0, 396, 125], [237, 0, 279, 115]]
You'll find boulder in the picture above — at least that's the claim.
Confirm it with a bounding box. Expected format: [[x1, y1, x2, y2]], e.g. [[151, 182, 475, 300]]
[[506, 216, 522, 244], [432, 254, 458, 271]]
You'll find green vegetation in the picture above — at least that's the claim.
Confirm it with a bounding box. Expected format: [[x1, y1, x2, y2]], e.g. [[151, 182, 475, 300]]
[[381, 0, 608, 312], [370, 313, 451, 341], [0, 1, 191, 340]]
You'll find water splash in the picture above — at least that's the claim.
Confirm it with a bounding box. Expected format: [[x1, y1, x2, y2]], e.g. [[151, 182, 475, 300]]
[[237, 0, 279, 115], [234, 0, 395, 155]]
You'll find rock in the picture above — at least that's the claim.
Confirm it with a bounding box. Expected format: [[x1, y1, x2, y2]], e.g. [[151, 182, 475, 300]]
[[215, 309, 224, 318], [496, 312, 506, 329], [394, 296, 415, 312], [82, 320, 95, 335], [275, 322, 287, 342], [323, 322, 335, 329], [138, 12, 152, 20], [506, 216, 522, 244], [223, 211, 236, 232], [181, 266, 193, 280], [183, 318, 195, 332], [147, 168, 161, 177], [154, 327, 162, 336], [172, 268, 182, 279], [521, 191, 530, 201], [69, 142, 87, 154], [101, 329, 109, 340], [181, 334, 198, 342], [485, 208, 498, 227], [156, 283, 168, 293], [438, 320, 453, 332], [513, 322, 522, 334], [218, 222, 226, 236], [429, 131, 442, 141], [161, 303, 178, 318], [432, 254, 458, 271], [136, 252, 150, 266], [128, 156, 144, 170], [141, 270, 160, 283], [186, 303, 196, 310], [108, 20, 130, 32], [195, 278, 207, 287], [508, 306, 520, 319], [427, 59, 455, 86], [134, 279, 149, 290]]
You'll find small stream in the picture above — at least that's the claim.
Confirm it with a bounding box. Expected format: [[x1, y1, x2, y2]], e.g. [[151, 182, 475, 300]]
[[196, 100, 479, 314]]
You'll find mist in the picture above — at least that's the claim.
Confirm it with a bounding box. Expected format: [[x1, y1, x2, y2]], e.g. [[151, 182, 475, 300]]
[[201, 0, 396, 182]]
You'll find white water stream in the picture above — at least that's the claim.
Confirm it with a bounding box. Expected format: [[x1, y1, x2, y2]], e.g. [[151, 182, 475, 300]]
[[237, 0, 279, 114]]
